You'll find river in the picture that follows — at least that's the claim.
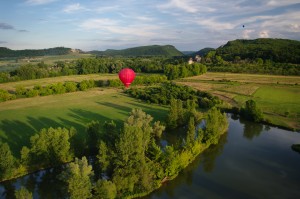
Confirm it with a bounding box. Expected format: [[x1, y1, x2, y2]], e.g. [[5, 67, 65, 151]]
[[1, 114, 300, 199]]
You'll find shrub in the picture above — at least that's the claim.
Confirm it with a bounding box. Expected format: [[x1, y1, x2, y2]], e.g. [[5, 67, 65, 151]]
[[64, 82, 78, 92], [241, 100, 263, 122], [0, 89, 16, 102]]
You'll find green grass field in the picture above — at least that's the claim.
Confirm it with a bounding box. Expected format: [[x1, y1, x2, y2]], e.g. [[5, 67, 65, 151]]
[[0, 88, 168, 155], [178, 72, 300, 130]]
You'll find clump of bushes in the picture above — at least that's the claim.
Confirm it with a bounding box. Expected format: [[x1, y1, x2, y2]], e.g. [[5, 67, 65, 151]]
[[3, 79, 97, 101], [240, 99, 263, 122]]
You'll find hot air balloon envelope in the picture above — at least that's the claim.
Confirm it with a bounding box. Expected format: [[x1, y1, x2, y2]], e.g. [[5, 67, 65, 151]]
[[118, 68, 135, 88]]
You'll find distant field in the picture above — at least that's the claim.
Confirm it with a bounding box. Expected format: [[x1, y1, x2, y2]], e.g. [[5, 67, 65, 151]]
[[178, 72, 300, 130], [0, 74, 118, 91], [0, 88, 168, 155], [185, 72, 300, 85], [0, 53, 93, 71]]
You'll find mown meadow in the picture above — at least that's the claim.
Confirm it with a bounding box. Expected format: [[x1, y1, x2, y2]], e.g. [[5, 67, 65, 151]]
[[0, 87, 168, 155], [177, 72, 300, 130]]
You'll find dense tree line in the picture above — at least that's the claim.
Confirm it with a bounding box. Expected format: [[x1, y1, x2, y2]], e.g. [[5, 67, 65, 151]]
[[215, 38, 300, 64], [164, 62, 207, 80], [206, 61, 300, 75], [0, 55, 207, 83], [0, 127, 77, 181], [89, 45, 183, 57], [0, 80, 95, 102], [0, 57, 167, 83], [0, 47, 72, 58], [125, 82, 222, 108], [190, 39, 300, 75]]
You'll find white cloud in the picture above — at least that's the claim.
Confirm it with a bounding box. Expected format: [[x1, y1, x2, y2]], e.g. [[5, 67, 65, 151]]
[[158, 0, 199, 13], [266, 0, 300, 7], [80, 18, 119, 30], [289, 24, 300, 32], [259, 30, 269, 38], [196, 18, 235, 30], [135, 16, 155, 22], [95, 6, 120, 13], [63, 3, 88, 13], [80, 18, 162, 38], [26, 0, 57, 5], [243, 29, 255, 39]]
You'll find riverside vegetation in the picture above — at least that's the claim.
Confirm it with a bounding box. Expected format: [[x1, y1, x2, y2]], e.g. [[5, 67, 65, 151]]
[[0, 82, 228, 199]]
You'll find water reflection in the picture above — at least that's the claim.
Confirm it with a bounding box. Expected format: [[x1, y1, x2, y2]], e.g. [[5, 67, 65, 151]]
[[145, 131, 228, 199], [0, 167, 65, 199], [201, 132, 228, 173], [240, 117, 263, 140]]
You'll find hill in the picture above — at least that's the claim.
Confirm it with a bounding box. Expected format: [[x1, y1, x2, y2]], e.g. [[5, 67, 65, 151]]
[[192, 47, 215, 57], [0, 47, 75, 58], [181, 51, 196, 55], [215, 38, 300, 63], [89, 45, 183, 57]]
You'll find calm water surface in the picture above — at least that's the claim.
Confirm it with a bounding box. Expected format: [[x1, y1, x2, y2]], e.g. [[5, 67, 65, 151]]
[[146, 115, 300, 199], [1, 114, 300, 199]]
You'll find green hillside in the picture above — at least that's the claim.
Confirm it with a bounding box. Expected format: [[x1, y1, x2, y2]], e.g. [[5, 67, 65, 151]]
[[192, 47, 215, 57], [0, 47, 74, 58], [216, 38, 300, 63], [89, 45, 183, 57]]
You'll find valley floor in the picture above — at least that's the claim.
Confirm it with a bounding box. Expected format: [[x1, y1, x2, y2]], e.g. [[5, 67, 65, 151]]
[[177, 72, 300, 131]]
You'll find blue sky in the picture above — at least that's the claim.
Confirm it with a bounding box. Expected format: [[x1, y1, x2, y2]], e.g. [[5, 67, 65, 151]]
[[1, 0, 300, 51]]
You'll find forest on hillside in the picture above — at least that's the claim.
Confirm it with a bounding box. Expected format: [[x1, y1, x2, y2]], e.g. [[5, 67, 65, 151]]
[[215, 38, 300, 64], [0, 47, 72, 58]]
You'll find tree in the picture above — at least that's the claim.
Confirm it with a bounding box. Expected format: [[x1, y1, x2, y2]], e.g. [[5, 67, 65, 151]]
[[64, 82, 77, 92], [60, 157, 94, 199], [15, 187, 32, 199], [176, 99, 185, 126], [167, 98, 178, 129], [28, 127, 74, 166], [86, 121, 102, 152], [103, 120, 118, 143], [94, 180, 117, 199], [241, 100, 263, 122], [203, 108, 228, 144], [0, 142, 16, 179], [152, 121, 165, 138], [186, 117, 195, 148], [112, 109, 155, 193], [97, 141, 111, 173], [79, 81, 88, 91], [162, 146, 180, 176]]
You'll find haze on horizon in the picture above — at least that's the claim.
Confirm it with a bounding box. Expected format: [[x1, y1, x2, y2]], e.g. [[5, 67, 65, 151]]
[[0, 0, 300, 51]]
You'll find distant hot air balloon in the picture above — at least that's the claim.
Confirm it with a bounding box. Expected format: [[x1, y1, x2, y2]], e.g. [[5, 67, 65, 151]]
[[118, 68, 135, 88]]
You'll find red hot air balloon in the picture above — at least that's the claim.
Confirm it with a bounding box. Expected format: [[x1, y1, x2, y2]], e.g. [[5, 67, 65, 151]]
[[118, 68, 135, 88]]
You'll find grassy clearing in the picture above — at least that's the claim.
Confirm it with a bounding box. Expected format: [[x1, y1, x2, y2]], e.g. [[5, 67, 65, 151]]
[[0, 74, 118, 91], [177, 72, 300, 130], [0, 88, 168, 155]]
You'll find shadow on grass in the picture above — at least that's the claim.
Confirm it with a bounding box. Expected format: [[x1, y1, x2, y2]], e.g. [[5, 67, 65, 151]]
[[97, 102, 132, 115], [0, 108, 116, 157], [0, 119, 35, 156]]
